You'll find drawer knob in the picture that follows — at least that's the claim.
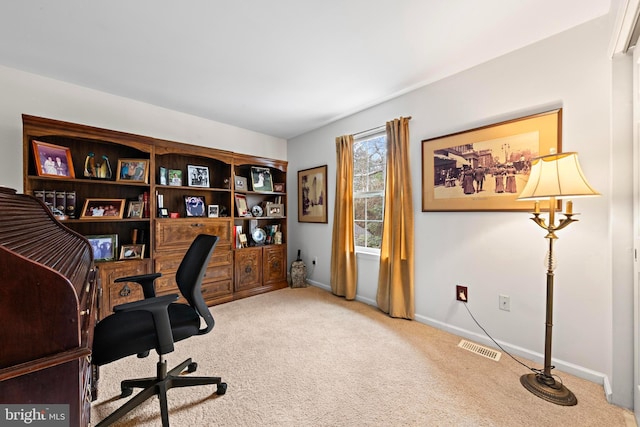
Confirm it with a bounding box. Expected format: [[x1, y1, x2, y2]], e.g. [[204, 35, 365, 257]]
[[245, 266, 252, 273], [191, 223, 205, 227]]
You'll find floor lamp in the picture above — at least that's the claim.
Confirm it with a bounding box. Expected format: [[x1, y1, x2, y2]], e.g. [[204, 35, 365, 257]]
[[517, 151, 599, 406]]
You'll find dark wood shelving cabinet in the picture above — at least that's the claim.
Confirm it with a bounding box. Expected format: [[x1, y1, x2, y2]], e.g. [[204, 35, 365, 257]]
[[22, 115, 288, 319]]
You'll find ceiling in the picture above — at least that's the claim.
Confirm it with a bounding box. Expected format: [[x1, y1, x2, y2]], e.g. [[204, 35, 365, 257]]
[[0, 1, 611, 139]]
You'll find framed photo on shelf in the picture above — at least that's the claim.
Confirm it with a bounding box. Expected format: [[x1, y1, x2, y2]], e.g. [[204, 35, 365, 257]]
[[234, 175, 248, 191], [298, 165, 328, 223], [234, 194, 251, 217], [266, 203, 284, 217], [80, 198, 126, 219], [421, 108, 561, 212], [86, 234, 118, 261], [32, 140, 75, 178], [168, 169, 182, 186], [116, 159, 149, 184], [251, 166, 273, 192], [208, 204, 219, 218], [119, 244, 145, 260], [187, 165, 210, 188], [184, 195, 206, 217], [127, 200, 144, 218], [273, 182, 285, 192], [159, 166, 168, 185]]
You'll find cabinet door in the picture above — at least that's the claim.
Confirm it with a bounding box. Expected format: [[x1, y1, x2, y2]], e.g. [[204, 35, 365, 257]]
[[98, 260, 151, 320], [263, 244, 286, 286], [234, 247, 262, 292]]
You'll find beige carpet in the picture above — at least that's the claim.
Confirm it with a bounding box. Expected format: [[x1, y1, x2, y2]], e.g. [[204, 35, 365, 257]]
[[91, 286, 635, 426]]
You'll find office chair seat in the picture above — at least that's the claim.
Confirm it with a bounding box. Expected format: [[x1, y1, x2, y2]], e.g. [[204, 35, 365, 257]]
[[91, 234, 226, 427], [92, 303, 200, 366]]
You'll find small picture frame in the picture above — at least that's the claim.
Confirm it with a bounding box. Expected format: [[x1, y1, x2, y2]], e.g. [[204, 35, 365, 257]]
[[266, 203, 284, 217], [273, 183, 285, 192], [32, 140, 75, 178], [234, 194, 251, 217], [251, 166, 274, 192], [159, 167, 168, 185], [127, 200, 144, 218], [184, 195, 206, 217], [86, 234, 118, 261], [116, 159, 149, 184], [208, 204, 219, 218], [187, 165, 210, 188], [120, 244, 145, 260], [238, 233, 248, 248], [168, 169, 183, 186], [158, 207, 169, 218], [234, 175, 247, 191], [80, 198, 126, 219]]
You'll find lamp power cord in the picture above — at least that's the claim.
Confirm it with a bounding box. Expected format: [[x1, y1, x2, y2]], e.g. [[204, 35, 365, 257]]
[[461, 301, 566, 388]]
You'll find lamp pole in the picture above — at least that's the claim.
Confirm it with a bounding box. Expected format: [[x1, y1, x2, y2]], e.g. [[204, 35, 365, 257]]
[[520, 197, 578, 406]]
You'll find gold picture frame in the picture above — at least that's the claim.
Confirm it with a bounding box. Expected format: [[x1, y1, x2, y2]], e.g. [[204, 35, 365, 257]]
[[32, 140, 75, 178], [421, 109, 562, 212], [116, 159, 149, 184], [80, 198, 126, 219]]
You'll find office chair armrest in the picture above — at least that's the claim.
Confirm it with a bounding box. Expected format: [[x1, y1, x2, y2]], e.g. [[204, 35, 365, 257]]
[[113, 294, 179, 355], [114, 272, 162, 299]]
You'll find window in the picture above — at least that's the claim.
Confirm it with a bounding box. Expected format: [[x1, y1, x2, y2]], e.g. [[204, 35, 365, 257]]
[[353, 131, 386, 252]]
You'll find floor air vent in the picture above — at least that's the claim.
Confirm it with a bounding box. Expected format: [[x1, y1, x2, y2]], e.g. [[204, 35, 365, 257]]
[[458, 339, 501, 361]]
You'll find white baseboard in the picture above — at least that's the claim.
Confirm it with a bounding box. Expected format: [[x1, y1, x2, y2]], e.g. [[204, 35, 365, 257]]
[[305, 281, 610, 392]]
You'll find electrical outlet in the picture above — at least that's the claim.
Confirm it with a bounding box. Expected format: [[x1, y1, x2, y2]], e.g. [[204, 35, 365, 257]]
[[313, 256, 318, 265], [456, 285, 468, 302], [499, 294, 510, 311]]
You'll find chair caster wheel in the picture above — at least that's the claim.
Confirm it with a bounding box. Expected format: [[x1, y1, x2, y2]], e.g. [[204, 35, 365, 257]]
[[187, 362, 198, 373], [121, 387, 133, 398], [217, 382, 227, 395]]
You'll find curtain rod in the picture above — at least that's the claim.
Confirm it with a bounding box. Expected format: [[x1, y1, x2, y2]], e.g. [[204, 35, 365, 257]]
[[351, 116, 412, 137]]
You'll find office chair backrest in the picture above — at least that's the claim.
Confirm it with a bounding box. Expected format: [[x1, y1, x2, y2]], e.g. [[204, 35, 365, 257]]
[[176, 234, 219, 334]]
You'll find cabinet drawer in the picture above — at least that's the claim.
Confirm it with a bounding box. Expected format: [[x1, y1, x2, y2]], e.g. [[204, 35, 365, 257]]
[[155, 219, 231, 248], [202, 279, 233, 300], [156, 249, 232, 275], [154, 264, 232, 293]]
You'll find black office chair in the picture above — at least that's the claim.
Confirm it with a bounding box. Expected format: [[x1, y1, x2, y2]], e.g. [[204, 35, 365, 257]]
[[92, 234, 227, 427]]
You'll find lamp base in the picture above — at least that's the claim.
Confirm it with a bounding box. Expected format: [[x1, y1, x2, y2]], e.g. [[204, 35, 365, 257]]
[[520, 373, 577, 406]]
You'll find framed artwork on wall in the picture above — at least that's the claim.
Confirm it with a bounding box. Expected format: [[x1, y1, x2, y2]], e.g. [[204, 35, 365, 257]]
[[298, 165, 327, 223], [421, 109, 562, 212]]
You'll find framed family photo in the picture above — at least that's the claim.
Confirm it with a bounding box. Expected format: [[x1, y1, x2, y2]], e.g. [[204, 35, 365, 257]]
[[32, 140, 75, 178], [127, 200, 144, 218], [421, 109, 562, 212], [80, 198, 126, 219], [116, 159, 149, 184], [184, 195, 206, 217], [298, 165, 327, 223]]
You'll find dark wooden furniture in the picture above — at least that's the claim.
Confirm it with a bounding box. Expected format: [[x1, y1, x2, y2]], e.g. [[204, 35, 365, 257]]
[[0, 187, 98, 427], [22, 115, 288, 318]]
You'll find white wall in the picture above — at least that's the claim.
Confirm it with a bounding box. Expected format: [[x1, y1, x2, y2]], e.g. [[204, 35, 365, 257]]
[[288, 15, 634, 408], [0, 65, 287, 193]]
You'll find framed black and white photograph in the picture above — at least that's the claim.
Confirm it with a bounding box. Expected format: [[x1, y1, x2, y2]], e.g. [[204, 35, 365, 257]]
[[187, 165, 210, 187], [184, 195, 206, 217], [251, 166, 273, 192], [86, 234, 118, 261], [208, 204, 219, 218]]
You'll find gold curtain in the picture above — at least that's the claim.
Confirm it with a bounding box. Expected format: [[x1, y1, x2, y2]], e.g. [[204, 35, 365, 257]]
[[376, 117, 414, 319], [330, 134, 357, 300]]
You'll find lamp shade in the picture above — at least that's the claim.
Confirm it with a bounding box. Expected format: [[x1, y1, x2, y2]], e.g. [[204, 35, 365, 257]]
[[517, 152, 599, 200]]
